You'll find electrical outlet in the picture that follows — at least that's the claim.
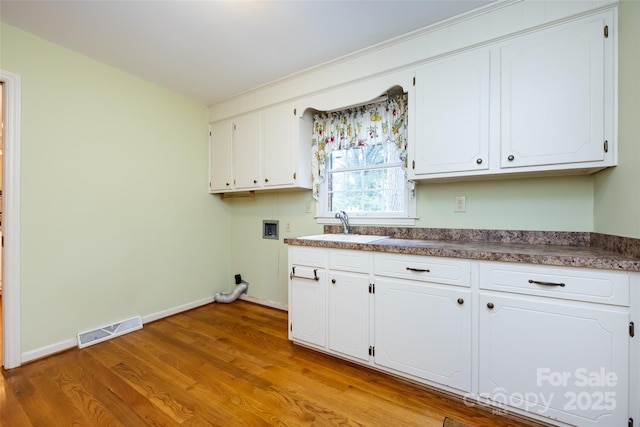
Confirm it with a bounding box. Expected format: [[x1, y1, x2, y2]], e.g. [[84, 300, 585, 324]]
[[305, 201, 313, 213], [454, 196, 466, 213], [286, 222, 291, 232]]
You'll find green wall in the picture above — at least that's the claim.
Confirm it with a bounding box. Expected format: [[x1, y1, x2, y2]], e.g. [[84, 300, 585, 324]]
[[223, 192, 321, 305], [2, 0, 638, 356], [1, 24, 231, 353], [414, 175, 594, 231], [594, 0, 640, 238]]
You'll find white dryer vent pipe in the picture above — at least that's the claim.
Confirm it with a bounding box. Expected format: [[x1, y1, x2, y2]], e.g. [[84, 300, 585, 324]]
[[214, 275, 249, 304]]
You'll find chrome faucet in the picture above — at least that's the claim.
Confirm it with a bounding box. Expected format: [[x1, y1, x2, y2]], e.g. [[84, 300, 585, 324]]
[[335, 210, 350, 234]]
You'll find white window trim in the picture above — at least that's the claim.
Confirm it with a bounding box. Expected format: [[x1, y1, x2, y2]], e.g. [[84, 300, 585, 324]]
[[314, 183, 417, 226]]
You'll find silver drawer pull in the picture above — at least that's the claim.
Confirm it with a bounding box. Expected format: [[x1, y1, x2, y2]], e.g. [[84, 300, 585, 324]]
[[406, 267, 430, 273], [290, 267, 320, 281], [529, 279, 565, 287]]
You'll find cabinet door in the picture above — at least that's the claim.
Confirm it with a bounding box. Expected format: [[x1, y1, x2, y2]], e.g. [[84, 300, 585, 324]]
[[233, 112, 261, 189], [374, 277, 472, 392], [328, 271, 370, 361], [209, 120, 234, 192], [413, 49, 491, 175], [262, 104, 296, 187], [290, 266, 326, 348], [479, 293, 628, 426], [501, 14, 609, 168]]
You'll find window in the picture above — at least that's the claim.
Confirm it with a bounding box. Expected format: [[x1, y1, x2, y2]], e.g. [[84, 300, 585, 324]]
[[327, 143, 405, 214], [311, 93, 415, 225]]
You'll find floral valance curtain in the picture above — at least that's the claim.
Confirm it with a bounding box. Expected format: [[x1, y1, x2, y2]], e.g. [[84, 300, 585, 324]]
[[311, 94, 408, 200]]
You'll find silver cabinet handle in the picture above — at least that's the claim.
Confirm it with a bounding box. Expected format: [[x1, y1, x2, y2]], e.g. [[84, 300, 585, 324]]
[[529, 279, 565, 287], [290, 267, 319, 281]]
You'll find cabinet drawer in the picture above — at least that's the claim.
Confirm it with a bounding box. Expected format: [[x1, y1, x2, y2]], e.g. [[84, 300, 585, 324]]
[[374, 253, 471, 287], [479, 262, 629, 306], [329, 250, 370, 273], [290, 247, 327, 268]]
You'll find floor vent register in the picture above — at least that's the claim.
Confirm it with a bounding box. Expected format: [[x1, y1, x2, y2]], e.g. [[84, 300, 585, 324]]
[[77, 315, 143, 348]]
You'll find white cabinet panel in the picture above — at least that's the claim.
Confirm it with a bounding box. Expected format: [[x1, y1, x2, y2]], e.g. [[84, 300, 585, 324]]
[[413, 48, 491, 175], [208, 120, 234, 192], [233, 112, 261, 189], [480, 262, 629, 306], [262, 104, 295, 187], [328, 271, 370, 361], [290, 246, 328, 268], [330, 249, 371, 273], [289, 266, 327, 348], [501, 14, 608, 168], [374, 277, 472, 392], [374, 253, 471, 287], [479, 293, 628, 426]]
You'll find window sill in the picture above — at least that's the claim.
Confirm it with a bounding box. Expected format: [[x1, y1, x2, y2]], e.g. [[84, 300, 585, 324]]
[[315, 216, 417, 227]]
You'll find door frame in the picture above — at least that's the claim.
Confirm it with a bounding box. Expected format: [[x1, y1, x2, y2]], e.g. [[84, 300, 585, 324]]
[[1, 69, 22, 369]]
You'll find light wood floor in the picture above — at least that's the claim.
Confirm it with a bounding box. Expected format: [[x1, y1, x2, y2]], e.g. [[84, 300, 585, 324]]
[[0, 295, 3, 367], [1, 300, 550, 426]]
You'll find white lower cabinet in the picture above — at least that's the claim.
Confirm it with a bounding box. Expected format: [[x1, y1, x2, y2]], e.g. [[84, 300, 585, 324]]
[[374, 277, 472, 391], [288, 247, 635, 425], [289, 264, 327, 348], [328, 271, 370, 361], [289, 248, 370, 359], [478, 293, 628, 426], [478, 262, 630, 426]]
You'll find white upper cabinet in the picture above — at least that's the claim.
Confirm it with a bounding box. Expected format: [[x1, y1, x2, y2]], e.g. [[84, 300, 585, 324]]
[[233, 112, 261, 189], [262, 104, 295, 187], [208, 113, 260, 193], [501, 13, 610, 169], [409, 10, 616, 181], [208, 119, 234, 192], [413, 48, 491, 175], [209, 104, 312, 195], [262, 104, 312, 190]]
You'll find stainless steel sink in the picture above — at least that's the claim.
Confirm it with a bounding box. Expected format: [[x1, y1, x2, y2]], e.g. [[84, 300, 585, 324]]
[[297, 234, 388, 244]]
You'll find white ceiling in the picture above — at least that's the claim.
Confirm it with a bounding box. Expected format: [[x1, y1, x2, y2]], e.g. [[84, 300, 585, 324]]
[[0, 0, 494, 105]]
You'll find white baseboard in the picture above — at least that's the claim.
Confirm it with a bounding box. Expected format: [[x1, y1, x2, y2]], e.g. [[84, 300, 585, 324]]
[[22, 338, 77, 364], [141, 296, 215, 324], [239, 294, 288, 311], [20, 295, 287, 364], [21, 296, 216, 364]]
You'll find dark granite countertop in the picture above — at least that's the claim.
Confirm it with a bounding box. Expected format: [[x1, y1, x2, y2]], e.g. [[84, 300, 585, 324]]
[[284, 227, 640, 272]]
